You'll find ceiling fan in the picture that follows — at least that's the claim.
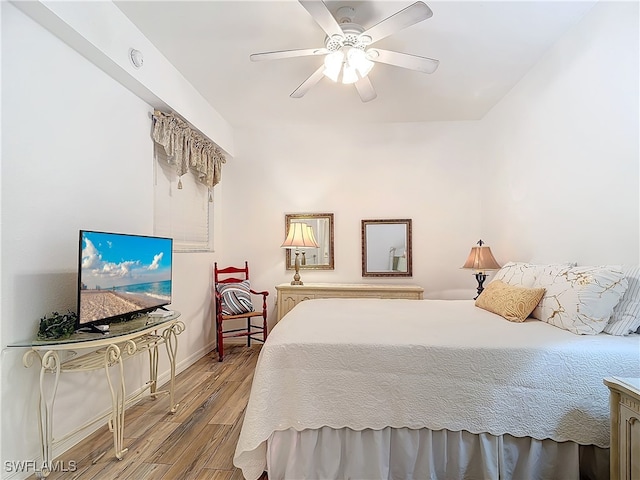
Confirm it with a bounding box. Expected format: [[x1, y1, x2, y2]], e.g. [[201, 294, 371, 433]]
[[250, 1, 440, 103]]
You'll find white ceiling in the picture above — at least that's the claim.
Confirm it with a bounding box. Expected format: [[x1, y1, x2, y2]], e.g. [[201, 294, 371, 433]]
[[115, 1, 596, 129]]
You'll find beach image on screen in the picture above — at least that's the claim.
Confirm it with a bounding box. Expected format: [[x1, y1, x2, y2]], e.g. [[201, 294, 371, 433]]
[[79, 232, 172, 324]]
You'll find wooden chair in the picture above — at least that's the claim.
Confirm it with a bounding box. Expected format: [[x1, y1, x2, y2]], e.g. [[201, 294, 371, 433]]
[[213, 262, 269, 362]]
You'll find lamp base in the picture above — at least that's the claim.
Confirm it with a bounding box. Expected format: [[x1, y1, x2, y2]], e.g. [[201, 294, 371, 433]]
[[291, 251, 303, 285], [474, 272, 488, 299]]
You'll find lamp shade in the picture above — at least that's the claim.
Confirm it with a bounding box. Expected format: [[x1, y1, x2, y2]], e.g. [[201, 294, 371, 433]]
[[304, 225, 319, 248], [462, 241, 501, 272], [281, 222, 319, 249]]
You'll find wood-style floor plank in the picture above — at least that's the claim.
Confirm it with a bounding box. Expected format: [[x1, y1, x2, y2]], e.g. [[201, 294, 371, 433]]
[[205, 410, 246, 471], [28, 345, 262, 480], [160, 423, 232, 480]]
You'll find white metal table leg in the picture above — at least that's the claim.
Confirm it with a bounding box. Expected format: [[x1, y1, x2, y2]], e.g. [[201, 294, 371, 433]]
[[23, 349, 60, 478], [162, 321, 185, 413], [148, 344, 159, 399], [104, 341, 134, 460]]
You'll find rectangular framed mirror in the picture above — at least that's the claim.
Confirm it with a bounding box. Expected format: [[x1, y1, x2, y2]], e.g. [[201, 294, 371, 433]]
[[362, 219, 412, 277], [285, 213, 334, 270]]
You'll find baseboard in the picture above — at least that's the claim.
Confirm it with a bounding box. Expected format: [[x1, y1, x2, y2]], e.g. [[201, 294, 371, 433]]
[[7, 340, 216, 480]]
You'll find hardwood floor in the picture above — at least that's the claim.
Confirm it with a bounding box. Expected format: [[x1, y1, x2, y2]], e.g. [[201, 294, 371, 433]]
[[35, 345, 263, 480]]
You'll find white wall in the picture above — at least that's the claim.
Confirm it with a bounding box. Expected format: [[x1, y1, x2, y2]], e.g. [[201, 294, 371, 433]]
[[11, 0, 234, 156], [481, 0, 639, 265], [219, 122, 485, 306], [1, 4, 217, 474]]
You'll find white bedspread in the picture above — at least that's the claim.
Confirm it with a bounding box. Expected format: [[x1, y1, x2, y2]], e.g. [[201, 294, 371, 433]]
[[234, 298, 640, 480]]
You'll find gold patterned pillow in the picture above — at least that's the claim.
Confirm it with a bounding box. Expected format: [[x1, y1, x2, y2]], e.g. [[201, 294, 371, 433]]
[[475, 280, 546, 322]]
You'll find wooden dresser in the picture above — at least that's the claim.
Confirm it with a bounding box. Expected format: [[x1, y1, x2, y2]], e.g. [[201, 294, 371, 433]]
[[604, 377, 640, 480], [275, 283, 424, 322]]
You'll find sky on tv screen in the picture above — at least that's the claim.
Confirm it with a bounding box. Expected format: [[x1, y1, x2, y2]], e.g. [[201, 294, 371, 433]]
[[81, 232, 172, 290]]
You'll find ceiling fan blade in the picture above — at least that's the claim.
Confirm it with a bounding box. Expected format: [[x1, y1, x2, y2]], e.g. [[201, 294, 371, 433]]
[[368, 49, 439, 74], [354, 76, 377, 103], [250, 48, 329, 62], [360, 1, 433, 45], [290, 65, 325, 99], [299, 0, 344, 39]]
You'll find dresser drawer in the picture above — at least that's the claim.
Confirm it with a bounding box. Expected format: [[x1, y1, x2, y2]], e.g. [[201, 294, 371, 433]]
[[275, 283, 424, 322]]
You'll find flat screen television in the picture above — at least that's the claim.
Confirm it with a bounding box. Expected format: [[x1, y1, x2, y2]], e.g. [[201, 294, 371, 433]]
[[77, 230, 173, 330]]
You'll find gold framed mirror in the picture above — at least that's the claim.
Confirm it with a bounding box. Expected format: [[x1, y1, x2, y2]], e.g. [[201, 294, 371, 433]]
[[285, 213, 334, 270], [361, 219, 412, 277]]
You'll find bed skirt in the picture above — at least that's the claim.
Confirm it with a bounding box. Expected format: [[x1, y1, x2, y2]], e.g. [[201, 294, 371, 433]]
[[266, 426, 609, 480]]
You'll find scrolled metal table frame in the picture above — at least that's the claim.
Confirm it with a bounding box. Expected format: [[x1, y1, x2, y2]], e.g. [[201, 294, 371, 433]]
[[18, 313, 184, 478]]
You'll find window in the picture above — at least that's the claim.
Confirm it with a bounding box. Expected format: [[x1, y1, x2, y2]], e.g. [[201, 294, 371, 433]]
[[150, 110, 226, 252], [154, 150, 213, 252]]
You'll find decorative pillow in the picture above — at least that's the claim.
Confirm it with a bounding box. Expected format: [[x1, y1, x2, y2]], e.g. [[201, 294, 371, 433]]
[[531, 265, 628, 335], [217, 280, 254, 316], [491, 262, 539, 288], [492, 261, 574, 288], [604, 265, 640, 336], [475, 280, 546, 322]]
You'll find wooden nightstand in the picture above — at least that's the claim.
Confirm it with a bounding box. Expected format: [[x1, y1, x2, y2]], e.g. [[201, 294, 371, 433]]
[[604, 377, 640, 480], [275, 283, 424, 322]]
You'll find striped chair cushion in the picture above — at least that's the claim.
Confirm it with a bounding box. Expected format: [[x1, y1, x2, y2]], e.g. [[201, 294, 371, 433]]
[[217, 280, 255, 316], [604, 265, 640, 336]]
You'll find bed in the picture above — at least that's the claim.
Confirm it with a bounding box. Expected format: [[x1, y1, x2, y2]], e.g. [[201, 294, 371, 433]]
[[234, 296, 640, 480]]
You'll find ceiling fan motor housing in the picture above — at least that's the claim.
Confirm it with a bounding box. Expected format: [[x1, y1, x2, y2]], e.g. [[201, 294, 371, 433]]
[[336, 6, 356, 23], [325, 23, 369, 52]]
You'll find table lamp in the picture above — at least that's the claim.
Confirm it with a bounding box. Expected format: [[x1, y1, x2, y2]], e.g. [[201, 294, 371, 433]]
[[281, 222, 319, 285], [462, 239, 501, 299]]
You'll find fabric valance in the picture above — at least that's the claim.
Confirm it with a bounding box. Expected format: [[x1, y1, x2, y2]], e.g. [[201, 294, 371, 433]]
[[151, 110, 226, 188]]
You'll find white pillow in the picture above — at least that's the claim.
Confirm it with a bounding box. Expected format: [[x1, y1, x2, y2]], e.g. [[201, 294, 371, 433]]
[[532, 265, 628, 335], [492, 262, 572, 288], [491, 262, 539, 288], [603, 265, 640, 335]]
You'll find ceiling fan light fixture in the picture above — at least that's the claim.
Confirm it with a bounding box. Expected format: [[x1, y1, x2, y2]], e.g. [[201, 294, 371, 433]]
[[342, 64, 359, 84], [323, 51, 344, 82], [322, 47, 375, 85], [347, 47, 374, 78]]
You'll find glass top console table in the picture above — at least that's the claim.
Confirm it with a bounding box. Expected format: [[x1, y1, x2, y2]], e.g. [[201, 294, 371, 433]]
[[8, 311, 185, 478]]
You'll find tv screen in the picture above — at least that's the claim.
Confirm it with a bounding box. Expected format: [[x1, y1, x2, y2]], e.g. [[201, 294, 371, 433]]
[[77, 230, 173, 328]]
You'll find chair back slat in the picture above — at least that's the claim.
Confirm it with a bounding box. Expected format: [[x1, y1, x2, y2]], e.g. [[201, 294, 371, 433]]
[[217, 276, 245, 285], [214, 261, 250, 285]]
